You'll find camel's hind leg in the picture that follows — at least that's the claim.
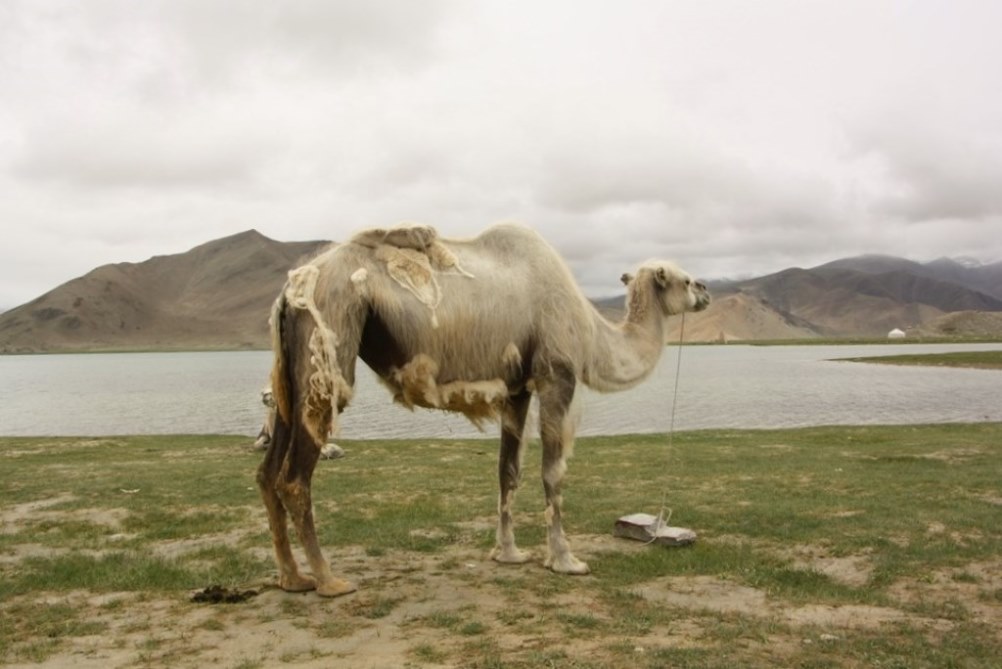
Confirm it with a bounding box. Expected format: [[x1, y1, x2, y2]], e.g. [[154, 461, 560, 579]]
[[491, 390, 532, 564], [275, 420, 356, 598], [537, 363, 590, 575], [260, 270, 359, 598], [258, 403, 356, 597], [256, 423, 317, 592]]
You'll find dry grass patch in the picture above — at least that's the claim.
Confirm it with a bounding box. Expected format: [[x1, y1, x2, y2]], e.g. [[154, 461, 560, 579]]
[[1, 426, 1001, 668]]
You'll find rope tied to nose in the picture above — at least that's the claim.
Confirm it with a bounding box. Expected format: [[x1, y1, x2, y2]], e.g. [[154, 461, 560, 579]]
[[649, 310, 687, 540]]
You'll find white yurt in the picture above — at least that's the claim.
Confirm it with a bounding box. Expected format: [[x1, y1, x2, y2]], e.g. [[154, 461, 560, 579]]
[[887, 328, 906, 339]]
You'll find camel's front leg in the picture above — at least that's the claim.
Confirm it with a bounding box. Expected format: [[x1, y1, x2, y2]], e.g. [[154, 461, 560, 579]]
[[277, 425, 356, 598], [492, 390, 533, 564], [537, 365, 590, 575]]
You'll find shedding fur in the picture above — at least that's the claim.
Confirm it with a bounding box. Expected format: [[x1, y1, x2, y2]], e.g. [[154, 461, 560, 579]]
[[281, 266, 353, 444], [391, 354, 507, 427], [256, 222, 710, 596], [365, 223, 474, 328], [502, 342, 522, 377], [350, 222, 438, 250], [350, 267, 369, 294]]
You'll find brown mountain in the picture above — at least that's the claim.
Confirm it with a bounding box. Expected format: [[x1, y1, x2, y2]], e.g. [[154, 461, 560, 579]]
[[3, 235, 1001, 352], [821, 254, 1002, 301], [597, 254, 1002, 340], [660, 292, 818, 342], [0, 230, 329, 353], [716, 259, 1002, 338]]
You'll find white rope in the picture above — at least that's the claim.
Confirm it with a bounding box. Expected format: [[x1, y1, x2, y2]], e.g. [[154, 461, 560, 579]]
[[650, 311, 686, 538]]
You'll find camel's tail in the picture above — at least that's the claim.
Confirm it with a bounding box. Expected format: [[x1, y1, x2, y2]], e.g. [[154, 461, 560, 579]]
[[269, 265, 352, 447]]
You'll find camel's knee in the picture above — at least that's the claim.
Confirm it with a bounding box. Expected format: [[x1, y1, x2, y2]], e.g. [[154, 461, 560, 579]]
[[275, 481, 316, 531], [276, 478, 310, 508], [256, 458, 281, 496], [542, 454, 567, 490]]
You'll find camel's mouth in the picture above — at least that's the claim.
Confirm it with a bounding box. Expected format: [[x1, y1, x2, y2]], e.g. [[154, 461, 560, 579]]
[[693, 284, 711, 312]]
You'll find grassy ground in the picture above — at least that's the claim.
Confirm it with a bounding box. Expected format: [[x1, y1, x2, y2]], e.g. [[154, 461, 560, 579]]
[[747, 336, 1002, 346], [841, 350, 1002, 370], [2, 425, 1001, 668]]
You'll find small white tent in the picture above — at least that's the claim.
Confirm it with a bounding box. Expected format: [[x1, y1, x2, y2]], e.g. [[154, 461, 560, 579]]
[[888, 328, 906, 339]]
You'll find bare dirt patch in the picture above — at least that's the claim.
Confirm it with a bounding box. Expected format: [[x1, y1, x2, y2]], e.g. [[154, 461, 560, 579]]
[[709, 535, 876, 588], [1, 494, 78, 530], [779, 544, 875, 588], [634, 575, 768, 615], [888, 559, 1002, 627], [152, 528, 253, 560], [632, 574, 955, 634], [2, 502, 130, 535]]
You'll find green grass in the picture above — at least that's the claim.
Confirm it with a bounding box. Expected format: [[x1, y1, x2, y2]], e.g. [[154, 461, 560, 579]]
[[748, 335, 1002, 346], [2, 425, 1001, 667], [840, 349, 1002, 370]]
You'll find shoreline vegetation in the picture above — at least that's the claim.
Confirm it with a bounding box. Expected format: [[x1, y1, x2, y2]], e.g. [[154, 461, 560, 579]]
[[2, 424, 1000, 668], [839, 350, 1002, 370]]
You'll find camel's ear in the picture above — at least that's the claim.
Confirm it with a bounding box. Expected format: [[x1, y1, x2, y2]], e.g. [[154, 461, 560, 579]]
[[654, 266, 669, 288], [620, 272, 634, 286]]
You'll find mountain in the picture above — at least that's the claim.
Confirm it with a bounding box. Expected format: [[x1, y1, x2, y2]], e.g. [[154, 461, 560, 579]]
[[924, 258, 1002, 300], [711, 256, 1002, 338], [817, 254, 1002, 300], [599, 253, 1002, 340], [595, 291, 818, 342], [2, 238, 1001, 352], [0, 230, 329, 353], [918, 310, 1002, 337]]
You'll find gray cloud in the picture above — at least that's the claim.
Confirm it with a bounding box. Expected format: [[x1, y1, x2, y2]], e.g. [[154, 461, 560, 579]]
[[850, 118, 1002, 222], [1, 1, 1002, 309], [13, 114, 275, 190]]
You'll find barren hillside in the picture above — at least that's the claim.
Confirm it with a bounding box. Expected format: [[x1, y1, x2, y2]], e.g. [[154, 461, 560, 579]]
[[717, 260, 1002, 338], [0, 231, 329, 353], [665, 292, 819, 342]]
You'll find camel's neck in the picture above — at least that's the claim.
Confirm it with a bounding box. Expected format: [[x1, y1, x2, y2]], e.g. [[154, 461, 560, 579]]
[[584, 306, 666, 392]]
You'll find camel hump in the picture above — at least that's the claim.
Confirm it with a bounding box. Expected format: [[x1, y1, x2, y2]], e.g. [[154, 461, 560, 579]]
[[349, 222, 474, 329], [350, 222, 438, 251]]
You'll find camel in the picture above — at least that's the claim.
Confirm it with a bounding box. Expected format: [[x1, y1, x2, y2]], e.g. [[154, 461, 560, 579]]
[[257, 223, 710, 597]]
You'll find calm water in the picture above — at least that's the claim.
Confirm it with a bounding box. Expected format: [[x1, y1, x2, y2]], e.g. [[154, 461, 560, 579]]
[[1, 344, 1000, 439]]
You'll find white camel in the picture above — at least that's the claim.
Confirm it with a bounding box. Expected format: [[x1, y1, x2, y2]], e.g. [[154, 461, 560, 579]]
[[257, 223, 710, 597]]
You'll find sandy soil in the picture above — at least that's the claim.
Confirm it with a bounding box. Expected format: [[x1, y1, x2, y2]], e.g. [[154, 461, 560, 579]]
[[4, 515, 1000, 669]]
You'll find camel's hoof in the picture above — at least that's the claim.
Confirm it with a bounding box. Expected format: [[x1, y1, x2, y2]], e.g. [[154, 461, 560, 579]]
[[317, 578, 357, 598], [546, 554, 591, 575], [279, 574, 317, 593], [491, 545, 532, 564]]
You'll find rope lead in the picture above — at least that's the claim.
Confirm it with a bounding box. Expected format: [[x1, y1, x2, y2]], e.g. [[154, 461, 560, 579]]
[[651, 310, 686, 538]]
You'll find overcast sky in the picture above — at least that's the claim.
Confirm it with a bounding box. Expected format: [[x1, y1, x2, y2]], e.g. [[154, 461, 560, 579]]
[[2, 0, 1001, 309]]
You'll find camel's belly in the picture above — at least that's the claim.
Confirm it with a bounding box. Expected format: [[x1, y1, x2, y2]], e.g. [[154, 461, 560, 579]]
[[386, 353, 509, 426]]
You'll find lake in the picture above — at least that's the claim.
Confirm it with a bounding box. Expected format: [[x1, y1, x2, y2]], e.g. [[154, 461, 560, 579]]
[[1, 344, 1000, 439]]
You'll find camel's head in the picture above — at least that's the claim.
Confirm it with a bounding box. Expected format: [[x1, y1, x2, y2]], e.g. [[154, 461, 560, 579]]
[[622, 261, 711, 318]]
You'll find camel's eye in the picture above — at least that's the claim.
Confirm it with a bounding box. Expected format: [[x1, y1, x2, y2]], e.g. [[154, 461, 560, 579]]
[[684, 278, 691, 287]]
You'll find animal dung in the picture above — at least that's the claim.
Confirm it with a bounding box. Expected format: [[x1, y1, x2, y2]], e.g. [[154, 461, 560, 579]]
[[190, 585, 258, 604], [613, 513, 697, 547]]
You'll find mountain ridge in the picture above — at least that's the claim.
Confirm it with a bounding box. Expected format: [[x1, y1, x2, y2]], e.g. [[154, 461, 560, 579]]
[[0, 231, 329, 352], [1, 237, 1000, 352]]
